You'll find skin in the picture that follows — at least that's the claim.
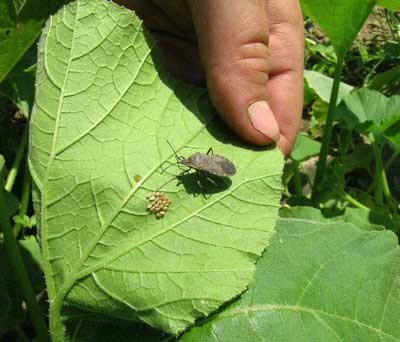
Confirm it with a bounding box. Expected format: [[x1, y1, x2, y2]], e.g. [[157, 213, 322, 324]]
[[114, 0, 304, 155]]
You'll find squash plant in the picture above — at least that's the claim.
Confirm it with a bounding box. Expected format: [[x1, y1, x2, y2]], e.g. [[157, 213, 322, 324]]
[[0, 0, 399, 341]]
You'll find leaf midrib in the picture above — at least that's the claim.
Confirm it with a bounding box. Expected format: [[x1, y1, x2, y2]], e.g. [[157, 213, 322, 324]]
[[40, 0, 80, 303]]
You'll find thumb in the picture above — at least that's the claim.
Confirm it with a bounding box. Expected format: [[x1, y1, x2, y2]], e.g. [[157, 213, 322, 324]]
[[188, 0, 280, 145]]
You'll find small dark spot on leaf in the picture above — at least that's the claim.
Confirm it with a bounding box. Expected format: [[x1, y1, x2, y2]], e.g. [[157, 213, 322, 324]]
[[5, 29, 11, 36], [134, 174, 142, 182]]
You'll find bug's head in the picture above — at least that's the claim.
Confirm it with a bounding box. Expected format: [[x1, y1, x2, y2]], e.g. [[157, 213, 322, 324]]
[[177, 155, 186, 164]]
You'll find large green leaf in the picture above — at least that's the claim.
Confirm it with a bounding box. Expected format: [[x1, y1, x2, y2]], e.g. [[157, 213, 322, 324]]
[[336, 88, 400, 139], [29, 0, 284, 336], [180, 209, 400, 341], [0, 0, 63, 82], [301, 0, 375, 55]]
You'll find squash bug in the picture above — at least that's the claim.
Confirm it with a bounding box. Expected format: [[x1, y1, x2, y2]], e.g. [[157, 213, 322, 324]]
[[155, 141, 236, 198], [165, 140, 236, 177]]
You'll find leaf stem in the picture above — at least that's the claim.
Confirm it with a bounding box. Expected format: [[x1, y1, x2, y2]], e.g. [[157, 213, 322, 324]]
[[4, 125, 28, 192], [373, 142, 384, 206], [13, 166, 32, 237], [0, 188, 50, 342], [313, 54, 345, 199], [49, 298, 67, 342], [343, 192, 368, 210]]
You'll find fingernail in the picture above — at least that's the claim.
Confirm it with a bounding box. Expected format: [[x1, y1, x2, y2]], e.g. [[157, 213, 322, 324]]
[[247, 101, 280, 142]]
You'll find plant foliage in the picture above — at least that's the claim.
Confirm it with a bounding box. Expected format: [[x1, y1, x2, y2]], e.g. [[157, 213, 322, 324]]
[[29, 0, 284, 338]]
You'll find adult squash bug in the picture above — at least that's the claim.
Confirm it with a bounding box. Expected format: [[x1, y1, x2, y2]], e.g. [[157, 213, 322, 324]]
[[165, 140, 236, 177], [161, 141, 236, 195]]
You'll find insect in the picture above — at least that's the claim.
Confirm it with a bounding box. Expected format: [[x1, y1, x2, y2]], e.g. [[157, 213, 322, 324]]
[[165, 141, 237, 177], [160, 141, 236, 196]]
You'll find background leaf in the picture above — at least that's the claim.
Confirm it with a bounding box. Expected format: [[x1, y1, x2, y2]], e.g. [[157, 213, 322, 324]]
[[300, 0, 375, 55], [0, 44, 36, 116], [180, 210, 400, 341], [29, 0, 284, 336], [336, 88, 400, 137], [304, 70, 353, 104], [377, 0, 400, 10], [0, 0, 64, 82], [290, 133, 321, 162], [281, 206, 393, 232], [370, 65, 400, 96]]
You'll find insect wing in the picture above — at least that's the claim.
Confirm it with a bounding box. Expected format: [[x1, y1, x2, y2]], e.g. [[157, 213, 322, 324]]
[[199, 154, 236, 176]]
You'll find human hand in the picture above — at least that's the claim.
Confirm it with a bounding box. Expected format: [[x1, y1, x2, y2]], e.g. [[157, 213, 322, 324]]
[[114, 0, 304, 154]]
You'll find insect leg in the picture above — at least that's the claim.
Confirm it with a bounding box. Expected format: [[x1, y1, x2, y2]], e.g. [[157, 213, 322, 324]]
[[196, 171, 204, 191], [196, 171, 212, 199], [205, 175, 218, 186], [206, 148, 214, 155], [155, 176, 178, 192]]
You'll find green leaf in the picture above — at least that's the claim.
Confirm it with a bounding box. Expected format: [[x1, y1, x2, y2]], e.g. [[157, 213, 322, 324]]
[[304, 70, 353, 104], [290, 133, 321, 162], [13, 214, 32, 228], [19, 236, 45, 293], [377, 0, 400, 10], [303, 81, 316, 107], [0, 0, 64, 82], [337, 208, 396, 232], [336, 88, 400, 137], [180, 213, 400, 341], [0, 44, 36, 116], [370, 65, 400, 96], [281, 207, 388, 231], [29, 0, 284, 336], [385, 121, 400, 151], [13, 0, 27, 14], [300, 0, 375, 55]]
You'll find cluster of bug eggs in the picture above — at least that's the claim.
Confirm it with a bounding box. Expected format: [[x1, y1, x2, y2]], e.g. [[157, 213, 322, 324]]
[[146, 192, 172, 218]]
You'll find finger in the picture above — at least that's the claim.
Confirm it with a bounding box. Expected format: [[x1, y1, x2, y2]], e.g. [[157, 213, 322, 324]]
[[267, 0, 304, 155], [188, 0, 280, 145]]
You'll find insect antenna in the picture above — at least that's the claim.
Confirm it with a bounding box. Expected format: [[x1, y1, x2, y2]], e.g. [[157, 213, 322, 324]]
[[165, 139, 185, 163]]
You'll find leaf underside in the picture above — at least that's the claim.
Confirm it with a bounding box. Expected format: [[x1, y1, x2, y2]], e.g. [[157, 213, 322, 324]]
[[181, 211, 400, 342], [29, 0, 283, 335]]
